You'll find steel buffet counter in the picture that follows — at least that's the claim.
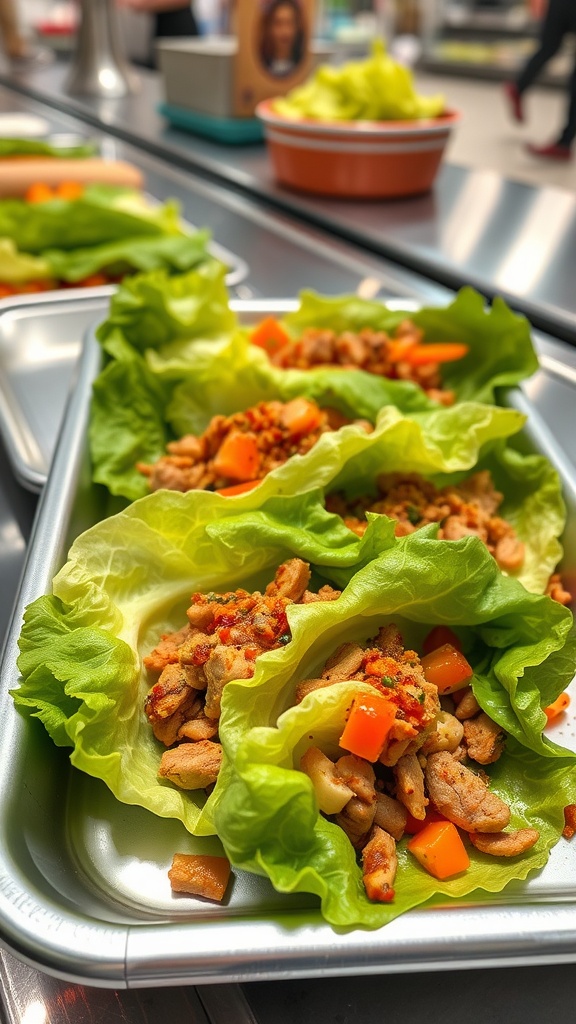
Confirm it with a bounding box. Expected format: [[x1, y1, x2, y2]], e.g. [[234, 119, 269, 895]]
[[1, 63, 576, 341], [0, 73, 576, 1024]]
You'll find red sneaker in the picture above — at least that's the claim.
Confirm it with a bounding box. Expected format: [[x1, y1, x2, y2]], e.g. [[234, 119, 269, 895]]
[[526, 142, 572, 161], [504, 81, 524, 123]]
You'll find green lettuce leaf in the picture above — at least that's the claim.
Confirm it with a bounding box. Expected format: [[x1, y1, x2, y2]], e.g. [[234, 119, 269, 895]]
[[0, 237, 51, 283], [0, 138, 97, 158], [0, 184, 181, 253], [43, 230, 212, 283], [96, 261, 236, 357], [214, 528, 576, 927], [13, 491, 391, 837], [272, 40, 445, 122]]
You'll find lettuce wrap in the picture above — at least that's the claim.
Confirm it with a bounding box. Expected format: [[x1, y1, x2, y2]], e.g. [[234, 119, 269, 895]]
[[0, 185, 216, 284], [213, 525, 576, 928], [13, 491, 393, 839], [12, 487, 576, 929]]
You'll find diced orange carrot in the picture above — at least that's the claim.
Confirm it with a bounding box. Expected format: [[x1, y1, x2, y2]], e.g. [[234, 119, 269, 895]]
[[168, 854, 231, 900], [280, 397, 322, 436], [76, 274, 109, 288], [16, 280, 52, 294], [212, 431, 261, 482], [544, 692, 571, 724], [563, 805, 576, 839], [250, 316, 291, 356], [422, 625, 462, 656], [387, 336, 419, 362], [420, 643, 473, 694], [55, 180, 84, 200], [339, 691, 396, 762], [404, 806, 447, 836], [402, 342, 469, 366], [216, 479, 262, 497], [407, 820, 470, 879], [25, 182, 54, 203]]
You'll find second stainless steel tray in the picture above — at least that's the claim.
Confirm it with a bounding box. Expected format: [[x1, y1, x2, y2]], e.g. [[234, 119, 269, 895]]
[[0, 228, 249, 492], [0, 301, 575, 987]]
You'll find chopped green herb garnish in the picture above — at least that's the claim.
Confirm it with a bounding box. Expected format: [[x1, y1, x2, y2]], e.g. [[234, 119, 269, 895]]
[[417, 691, 426, 704], [407, 505, 421, 526], [279, 632, 291, 645], [380, 675, 396, 687]]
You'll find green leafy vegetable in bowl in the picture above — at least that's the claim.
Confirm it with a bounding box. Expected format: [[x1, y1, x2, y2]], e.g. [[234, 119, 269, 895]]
[[272, 40, 445, 122]]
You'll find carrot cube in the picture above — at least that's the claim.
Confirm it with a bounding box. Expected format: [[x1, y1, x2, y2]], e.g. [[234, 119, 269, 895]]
[[407, 820, 470, 880]]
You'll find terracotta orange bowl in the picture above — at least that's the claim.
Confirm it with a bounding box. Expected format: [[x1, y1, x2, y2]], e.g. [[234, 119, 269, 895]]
[[256, 100, 459, 200]]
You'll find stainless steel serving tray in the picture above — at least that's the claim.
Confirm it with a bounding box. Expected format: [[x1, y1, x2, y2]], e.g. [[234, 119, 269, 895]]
[[0, 236, 248, 492], [0, 300, 576, 988]]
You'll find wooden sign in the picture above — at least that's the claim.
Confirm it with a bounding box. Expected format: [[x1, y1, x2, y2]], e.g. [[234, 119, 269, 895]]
[[232, 0, 317, 117]]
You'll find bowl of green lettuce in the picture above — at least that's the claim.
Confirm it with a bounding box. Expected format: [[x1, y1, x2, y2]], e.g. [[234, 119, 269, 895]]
[[256, 41, 458, 198]]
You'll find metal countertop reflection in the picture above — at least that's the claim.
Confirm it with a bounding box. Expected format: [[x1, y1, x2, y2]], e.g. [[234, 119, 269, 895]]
[[1, 64, 576, 339]]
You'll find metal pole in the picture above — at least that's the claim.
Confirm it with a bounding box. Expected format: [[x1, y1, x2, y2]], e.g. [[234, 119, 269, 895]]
[[64, 0, 138, 99]]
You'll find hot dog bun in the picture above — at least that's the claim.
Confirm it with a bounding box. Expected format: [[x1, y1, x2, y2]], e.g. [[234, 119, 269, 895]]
[[0, 158, 143, 196]]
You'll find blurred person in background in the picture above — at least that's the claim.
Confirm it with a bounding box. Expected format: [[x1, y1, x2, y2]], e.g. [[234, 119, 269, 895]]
[[504, 0, 576, 161], [117, 0, 198, 65], [0, 0, 52, 66]]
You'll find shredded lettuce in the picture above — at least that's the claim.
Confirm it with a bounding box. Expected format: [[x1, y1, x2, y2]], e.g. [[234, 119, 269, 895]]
[[272, 40, 445, 122]]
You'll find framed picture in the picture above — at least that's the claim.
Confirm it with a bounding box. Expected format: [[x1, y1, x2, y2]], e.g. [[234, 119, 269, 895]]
[[232, 0, 317, 116]]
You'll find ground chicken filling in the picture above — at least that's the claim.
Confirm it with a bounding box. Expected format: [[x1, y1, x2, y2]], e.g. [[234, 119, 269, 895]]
[[144, 559, 341, 792], [326, 469, 572, 603], [267, 319, 462, 406], [298, 623, 542, 904], [138, 398, 371, 493]]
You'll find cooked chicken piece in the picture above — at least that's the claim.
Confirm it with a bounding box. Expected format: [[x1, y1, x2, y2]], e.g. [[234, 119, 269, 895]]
[[362, 826, 397, 902], [166, 435, 205, 460], [300, 747, 354, 815], [138, 457, 210, 493], [456, 470, 502, 515], [143, 624, 193, 673], [293, 677, 335, 703], [393, 753, 428, 820], [186, 603, 221, 631], [266, 558, 311, 601], [168, 853, 231, 900], [322, 642, 365, 682], [441, 516, 485, 542], [468, 829, 539, 857], [301, 584, 342, 604], [421, 711, 464, 755], [454, 687, 481, 721], [374, 624, 404, 661], [335, 755, 376, 805], [425, 751, 510, 832], [335, 795, 376, 849], [546, 573, 573, 606], [204, 645, 255, 720], [463, 713, 506, 765], [494, 535, 525, 573], [379, 719, 419, 767], [373, 792, 408, 841], [177, 711, 219, 742], [159, 740, 222, 789], [178, 632, 217, 676], [144, 664, 202, 746]]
